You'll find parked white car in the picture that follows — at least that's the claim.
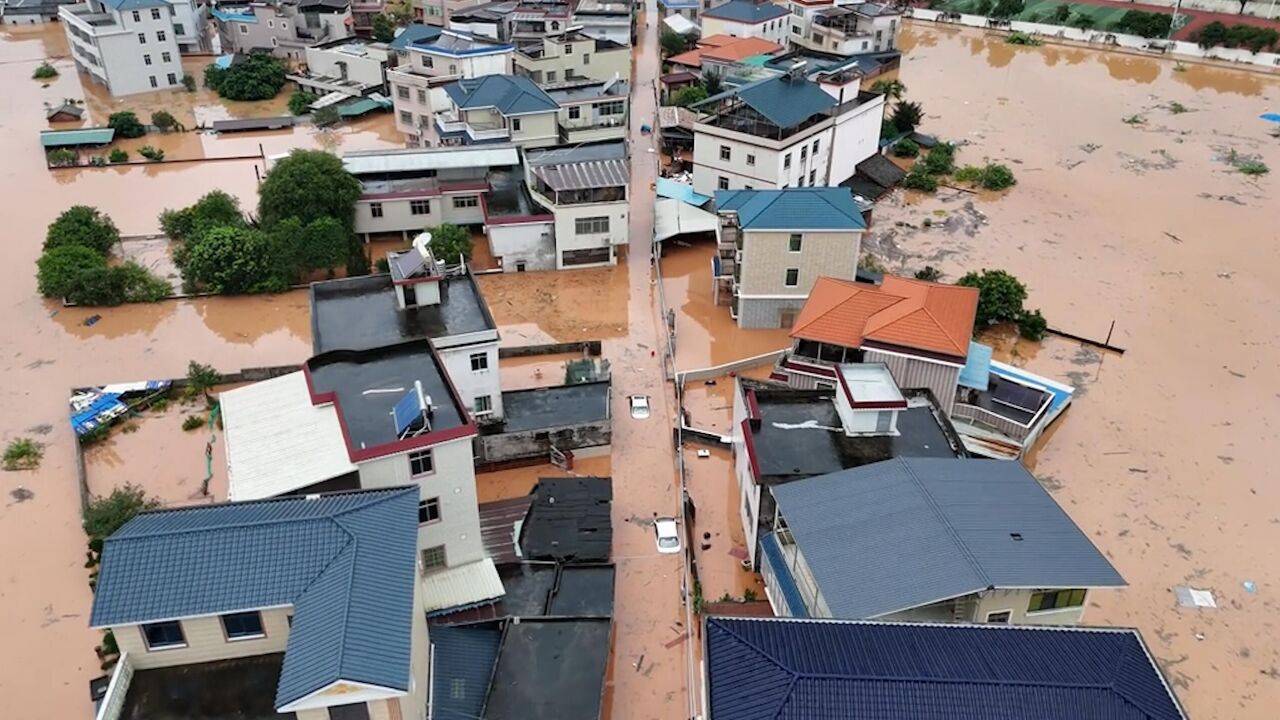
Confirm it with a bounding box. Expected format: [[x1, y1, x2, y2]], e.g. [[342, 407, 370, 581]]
[[629, 394, 650, 419], [654, 517, 681, 554]]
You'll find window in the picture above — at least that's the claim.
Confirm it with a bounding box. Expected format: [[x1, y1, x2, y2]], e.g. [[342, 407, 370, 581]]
[[156, 30, 166, 42], [448, 64, 456, 74], [583, 53, 590, 65], [270, 37, 278, 48], [568, 106, 581, 119], [149, 75, 158, 88], [791, 24, 800, 35], [546, 70, 556, 82], [784, 268, 799, 287], [370, 202, 383, 218], [474, 395, 492, 415], [597, 100, 625, 116], [511, 118, 522, 132], [470, 352, 489, 372], [132, 10, 140, 22], [161, 51, 171, 62], [267, 19, 274, 28], [718, 176, 729, 190], [808, 169, 817, 185], [812, 139, 819, 154], [144, 54, 152, 66], [746, 154, 755, 166], [141, 621, 185, 650], [397, 85, 410, 100], [421, 545, 447, 572], [813, 32, 822, 42], [1028, 589, 1086, 612], [410, 199, 431, 215], [788, 234, 802, 252], [791, 6, 802, 15], [417, 88, 427, 104], [422, 55, 434, 68], [174, 22, 184, 35], [453, 196, 479, 208], [239, 24, 248, 34], [153, 8, 163, 19], [783, 153, 791, 169], [418, 497, 441, 524], [719, 145, 731, 161], [221, 611, 265, 640], [399, 110, 413, 124], [575, 216, 609, 235], [409, 449, 434, 476], [800, 146, 807, 161], [138, 32, 147, 43], [329, 704, 371, 720], [986, 610, 1012, 624], [565, 43, 573, 53], [167, 72, 176, 85]]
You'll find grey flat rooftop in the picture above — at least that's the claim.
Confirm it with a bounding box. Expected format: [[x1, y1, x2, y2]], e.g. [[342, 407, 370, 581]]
[[500, 381, 610, 433], [750, 390, 960, 483], [494, 563, 615, 617], [526, 140, 627, 166], [544, 80, 629, 103], [310, 273, 495, 354], [520, 478, 612, 562], [120, 654, 289, 720], [771, 457, 1127, 620], [306, 340, 467, 450], [486, 168, 546, 218], [485, 619, 611, 720]]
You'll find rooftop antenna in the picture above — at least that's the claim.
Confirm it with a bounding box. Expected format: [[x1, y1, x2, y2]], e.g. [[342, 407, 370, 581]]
[[391, 380, 433, 439]]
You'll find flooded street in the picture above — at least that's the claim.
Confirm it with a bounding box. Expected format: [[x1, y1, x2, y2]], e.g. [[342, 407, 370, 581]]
[[876, 22, 1280, 718]]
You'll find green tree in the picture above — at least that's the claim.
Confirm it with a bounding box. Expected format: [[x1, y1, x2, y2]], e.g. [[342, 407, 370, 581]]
[[990, 0, 1024, 19], [979, 163, 1017, 190], [206, 53, 287, 101], [901, 167, 938, 192], [45, 206, 121, 254], [427, 223, 473, 263], [1069, 12, 1096, 29], [186, 361, 222, 399], [702, 71, 724, 96], [109, 148, 129, 163], [890, 100, 924, 133], [973, 0, 994, 15], [107, 111, 146, 139], [371, 13, 397, 42], [47, 148, 78, 167], [203, 62, 225, 92], [182, 72, 197, 92], [869, 79, 906, 99], [151, 110, 181, 132], [1113, 10, 1171, 39], [660, 29, 688, 57], [1051, 3, 1072, 22], [33, 62, 58, 80], [159, 190, 245, 245], [1017, 308, 1047, 341], [68, 263, 170, 306], [83, 484, 161, 563], [288, 90, 319, 115], [258, 149, 361, 232], [37, 245, 108, 298], [269, 216, 351, 278], [182, 226, 288, 294], [671, 85, 709, 108], [313, 105, 341, 127], [957, 268, 1033, 329], [921, 142, 956, 175]]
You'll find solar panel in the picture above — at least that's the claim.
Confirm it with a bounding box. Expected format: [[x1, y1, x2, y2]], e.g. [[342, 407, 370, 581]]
[[392, 250, 427, 279], [991, 378, 1045, 412], [392, 382, 426, 437]]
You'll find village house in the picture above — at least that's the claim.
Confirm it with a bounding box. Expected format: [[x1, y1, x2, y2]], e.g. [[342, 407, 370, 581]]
[[665, 33, 784, 79], [211, 0, 353, 61], [387, 29, 515, 145], [699, 0, 789, 46], [690, 68, 884, 195], [514, 27, 629, 85], [762, 456, 1126, 623], [89, 487, 430, 720], [60, 0, 200, 96], [731, 370, 965, 565], [703, 617, 1188, 719], [2, 0, 75, 24], [545, 78, 630, 143], [787, 0, 902, 56], [508, 0, 574, 48], [287, 38, 390, 101], [657, 0, 699, 22], [571, 0, 632, 46], [712, 187, 865, 329], [523, 141, 629, 269], [446, 0, 518, 40], [433, 74, 558, 148], [347, 0, 381, 35], [422, 0, 488, 26]]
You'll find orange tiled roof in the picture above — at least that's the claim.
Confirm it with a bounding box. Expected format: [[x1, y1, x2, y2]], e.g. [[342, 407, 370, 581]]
[[790, 276, 979, 359], [701, 37, 783, 62], [697, 34, 738, 48], [668, 48, 705, 68]]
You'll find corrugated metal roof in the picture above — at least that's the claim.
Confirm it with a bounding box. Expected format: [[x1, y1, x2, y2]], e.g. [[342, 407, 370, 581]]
[[656, 178, 711, 207], [221, 371, 356, 501], [769, 457, 1125, 620], [531, 158, 628, 191], [959, 341, 993, 390], [714, 188, 864, 231], [655, 198, 718, 242], [702, 0, 789, 23], [699, 74, 836, 129], [422, 558, 505, 615], [39, 127, 114, 147], [389, 24, 443, 50], [429, 625, 502, 720], [343, 145, 520, 175], [705, 617, 1188, 720], [91, 488, 421, 710], [445, 75, 558, 115]]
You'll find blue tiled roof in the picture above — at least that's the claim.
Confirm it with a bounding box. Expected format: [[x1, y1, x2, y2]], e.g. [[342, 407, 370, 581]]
[[430, 625, 502, 720], [390, 23, 443, 50], [714, 188, 864, 231], [700, 74, 837, 129], [703, 0, 789, 23], [705, 618, 1188, 720], [90, 488, 421, 710], [444, 75, 559, 115], [769, 457, 1125, 619], [99, 0, 167, 10]]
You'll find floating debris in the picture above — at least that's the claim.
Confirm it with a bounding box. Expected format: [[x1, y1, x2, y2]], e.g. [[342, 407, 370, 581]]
[[1174, 586, 1216, 609]]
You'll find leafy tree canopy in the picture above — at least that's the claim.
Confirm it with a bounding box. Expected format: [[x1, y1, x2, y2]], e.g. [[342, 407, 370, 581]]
[[37, 244, 108, 299], [890, 100, 924, 133], [372, 14, 397, 43], [107, 111, 146, 139], [258, 149, 361, 231], [45, 205, 120, 254], [671, 85, 708, 108], [205, 52, 287, 101], [288, 90, 319, 115], [957, 268, 1029, 327], [181, 225, 289, 295], [427, 223, 473, 263], [159, 191, 245, 245]]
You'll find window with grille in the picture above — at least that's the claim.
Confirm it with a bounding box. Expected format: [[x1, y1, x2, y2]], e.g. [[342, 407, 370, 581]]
[[470, 352, 489, 372], [409, 449, 434, 476], [453, 196, 479, 208], [410, 200, 431, 215], [575, 216, 609, 235], [418, 497, 441, 524], [474, 395, 492, 415], [370, 203, 383, 218], [421, 545, 447, 572]]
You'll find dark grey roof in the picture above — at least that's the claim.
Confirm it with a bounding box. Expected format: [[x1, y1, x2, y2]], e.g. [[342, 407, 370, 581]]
[[90, 488, 421, 709], [702, 0, 789, 23], [486, 618, 611, 720], [770, 457, 1126, 619], [500, 381, 610, 433], [519, 478, 612, 562], [429, 624, 502, 720], [530, 158, 628, 191], [496, 563, 615, 616], [856, 152, 907, 190], [389, 23, 444, 50], [445, 74, 558, 115]]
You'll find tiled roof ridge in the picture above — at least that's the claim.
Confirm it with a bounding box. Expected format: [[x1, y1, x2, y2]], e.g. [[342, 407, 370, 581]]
[[321, 517, 364, 680], [917, 303, 968, 355], [898, 458, 993, 589], [712, 618, 799, 718]]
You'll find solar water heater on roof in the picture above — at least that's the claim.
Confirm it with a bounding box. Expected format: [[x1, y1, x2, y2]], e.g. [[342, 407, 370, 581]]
[[392, 380, 430, 438]]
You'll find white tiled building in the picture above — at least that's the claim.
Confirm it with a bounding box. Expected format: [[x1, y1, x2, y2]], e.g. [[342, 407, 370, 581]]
[[387, 29, 514, 146], [60, 0, 194, 96], [787, 0, 902, 56]]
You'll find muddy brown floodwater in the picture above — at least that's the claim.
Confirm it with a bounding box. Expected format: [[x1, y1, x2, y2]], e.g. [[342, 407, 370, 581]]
[[870, 22, 1280, 719]]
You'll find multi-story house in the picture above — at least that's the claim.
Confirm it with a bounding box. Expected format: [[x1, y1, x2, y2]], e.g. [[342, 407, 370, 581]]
[[446, 0, 518, 41], [508, 0, 573, 48], [349, 0, 381, 34], [657, 0, 699, 22], [287, 37, 390, 100], [525, 141, 629, 269], [513, 28, 629, 85], [421, 0, 487, 26], [712, 187, 864, 329], [435, 74, 561, 148], [545, 78, 629, 144], [788, 0, 901, 56], [212, 0, 352, 61], [760, 456, 1126, 624], [60, 0, 192, 96], [700, 0, 789, 45], [3, 0, 78, 25], [666, 33, 784, 79], [388, 29, 514, 145], [571, 0, 632, 46], [90, 487, 431, 720], [690, 68, 884, 195]]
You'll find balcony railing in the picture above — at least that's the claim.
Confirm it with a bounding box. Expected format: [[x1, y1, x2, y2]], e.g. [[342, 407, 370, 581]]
[[94, 652, 134, 720], [951, 402, 1032, 442], [60, 5, 120, 32]]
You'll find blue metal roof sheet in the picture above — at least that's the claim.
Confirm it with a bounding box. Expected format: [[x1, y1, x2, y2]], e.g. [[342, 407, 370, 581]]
[[958, 340, 993, 390], [90, 488, 421, 710], [211, 7, 257, 22], [99, 0, 167, 9], [390, 23, 443, 50], [656, 177, 712, 207], [769, 457, 1125, 619], [714, 187, 864, 231], [429, 625, 502, 720], [40, 127, 115, 147], [699, 73, 836, 129], [702, 0, 789, 23], [705, 618, 1187, 720], [444, 74, 559, 115]]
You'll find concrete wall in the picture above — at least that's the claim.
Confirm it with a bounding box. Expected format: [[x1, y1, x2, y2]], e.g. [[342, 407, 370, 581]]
[[398, 579, 430, 720], [409, 47, 511, 79], [473, 419, 611, 466], [692, 122, 834, 194], [88, 8, 184, 96], [826, 92, 884, 185], [731, 377, 762, 565], [389, 69, 434, 139], [514, 40, 630, 83], [113, 607, 292, 669], [305, 43, 389, 87], [509, 110, 559, 148], [354, 191, 486, 236], [736, 296, 807, 329], [863, 349, 960, 415], [357, 437, 484, 567], [486, 222, 557, 271], [738, 229, 861, 298], [701, 15, 788, 45], [549, 200, 628, 268], [436, 340, 503, 419]]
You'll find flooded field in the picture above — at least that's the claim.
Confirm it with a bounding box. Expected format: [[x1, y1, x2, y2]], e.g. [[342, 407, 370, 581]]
[[874, 22, 1280, 718]]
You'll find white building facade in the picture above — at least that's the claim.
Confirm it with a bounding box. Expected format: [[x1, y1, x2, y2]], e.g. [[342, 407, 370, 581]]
[[61, 0, 189, 96]]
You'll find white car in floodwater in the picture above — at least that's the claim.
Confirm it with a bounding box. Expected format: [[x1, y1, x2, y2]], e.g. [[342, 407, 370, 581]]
[[654, 517, 681, 554], [629, 394, 650, 419]]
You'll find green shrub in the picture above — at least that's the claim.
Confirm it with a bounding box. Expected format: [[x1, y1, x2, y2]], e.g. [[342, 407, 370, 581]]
[[313, 105, 340, 127], [990, 0, 1024, 19], [37, 244, 108, 298], [107, 111, 146, 139], [953, 165, 984, 183], [1017, 308, 1047, 341], [1122, 114, 1146, 125], [1167, 101, 1188, 114], [181, 225, 289, 294], [375, 257, 391, 273], [47, 148, 78, 167], [288, 90, 319, 115], [45, 206, 120, 254], [3, 438, 43, 470], [1051, 3, 1071, 22], [973, 0, 994, 15], [1006, 31, 1043, 46], [181, 415, 205, 432], [83, 485, 161, 565], [671, 85, 708, 108], [958, 269, 1046, 339], [205, 53, 287, 101], [902, 167, 939, 192], [66, 263, 171, 306], [1237, 160, 1269, 176], [921, 142, 956, 175], [33, 62, 58, 80], [979, 163, 1017, 190], [139, 145, 165, 161], [915, 266, 944, 282], [186, 361, 222, 400], [893, 138, 920, 158], [108, 148, 129, 164], [1068, 12, 1096, 29], [371, 13, 397, 42], [1112, 10, 1171, 39], [890, 100, 924, 133], [427, 223, 473, 263], [182, 72, 197, 92], [89, 156, 107, 167], [151, 110, 181, 132]]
